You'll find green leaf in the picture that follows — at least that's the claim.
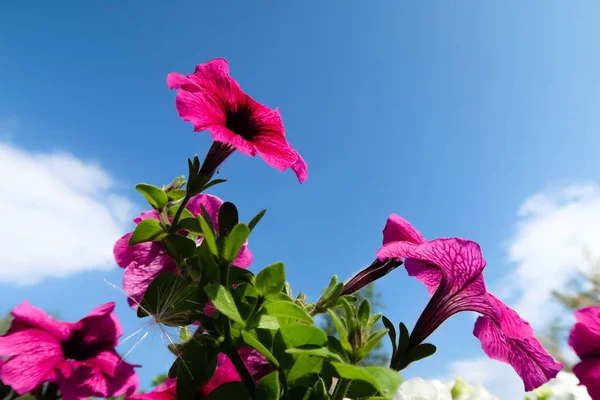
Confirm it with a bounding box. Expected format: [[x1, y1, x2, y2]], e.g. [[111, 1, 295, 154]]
[[398, 322, 410, 356], [222, 224, 250, 262], [358, 299, 371, 326], [229, 265, 255, 284], [362, 367, 403, 399], [179, 326, 191, 343], [167, 189, 186, 201], [136, 183, 168, 210], [129, 219, 166, 245], [365, 312, 382, 334], [201, 178, 227, 192], [176, 217, 203, 234], [357, 329, 389, 360], [198, 216, 218, 255], [255, 314, 280, 330], [264, 301, 313, 324], [204, 284, 245, 326], [203, 382, 249, 400], [241, 331, 280, 368], [256, 371, 280, 400], [175, 335, 220, 399], [309, 378, 329, 400], [327, 363, 378, 389], [137, 273, 205, 326], [256, 262, 286, 298], [248, 209, 267, 231], [286, 347, 344, 362], [161, 234, 196, 263], [326, 310, 351, 353], [167, 205, 194, 220], [196, 240, 220, 283], [407, 343, 436, 364], [218, 202, 239, 236]]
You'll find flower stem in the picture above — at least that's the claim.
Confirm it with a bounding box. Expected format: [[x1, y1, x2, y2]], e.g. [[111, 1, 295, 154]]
[[332, 378, 350, 400], [226, 346, 258, 399], [169, 194, 191, 233]]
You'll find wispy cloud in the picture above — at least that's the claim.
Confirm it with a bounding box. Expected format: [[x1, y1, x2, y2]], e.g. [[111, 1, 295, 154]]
[[0, 142, 135, 285]]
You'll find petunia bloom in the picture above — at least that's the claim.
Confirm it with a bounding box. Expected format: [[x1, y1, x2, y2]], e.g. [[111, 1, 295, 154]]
[[0, 302, 138, 400], [569, 306, 600, 399], [377, 214, 561, 391], [128, 347, 269, 399], [113, 193, 253, 308], [167, 58, 308, 183]]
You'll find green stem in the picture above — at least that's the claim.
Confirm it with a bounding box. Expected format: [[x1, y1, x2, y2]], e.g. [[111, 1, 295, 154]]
[[169, 194, 191, 233], [226, 345, 257, 399], [332, 378, 350, 400]]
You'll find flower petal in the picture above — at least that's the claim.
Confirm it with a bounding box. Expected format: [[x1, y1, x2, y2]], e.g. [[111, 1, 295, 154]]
[[186, 193, 224, 224], [133, 210, 161, 224], [233, 246, 253, 269], [291, 151, 308, 184], [123, 259, 177, 309], [78, 303, 122, 349], [569, 306, 600, 360], [0, 329, 63, 394], [377, 238, 486, 298], [473, 316, 561, 391], [487, 294, 533, 340], [8, 301, 72, 341], [573, 358, 600, 399], [382, 214, 426, 245], [404, 259, 441, 295]]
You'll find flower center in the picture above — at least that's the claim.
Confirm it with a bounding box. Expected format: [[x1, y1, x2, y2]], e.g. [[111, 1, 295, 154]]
[[225, 106, 257, 141], [61, 331, 104, 361]]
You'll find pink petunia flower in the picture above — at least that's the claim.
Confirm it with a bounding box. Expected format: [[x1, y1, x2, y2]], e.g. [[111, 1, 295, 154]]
[[167, 58, 308, 184], [0, 302, 138, 400], [569, 306, 600, 399], [377, 214, 561, 391], [114, 193, 253, 309], [128, 347, 269, 399]]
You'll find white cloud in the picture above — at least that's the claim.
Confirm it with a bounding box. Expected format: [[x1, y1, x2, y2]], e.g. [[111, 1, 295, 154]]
[[502, 182, 600, 327], [0, 142, 135, 285]]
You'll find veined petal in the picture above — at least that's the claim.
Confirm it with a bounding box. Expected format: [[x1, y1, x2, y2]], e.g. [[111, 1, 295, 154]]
[[474, 316, 561, 391], [405, 259, 441, 295], [186, 193, 224, 224], [0, 329, 63, 394], [123, 260, 177, 309], [291, 151, 308, 184], [377, 238, 486, 298]]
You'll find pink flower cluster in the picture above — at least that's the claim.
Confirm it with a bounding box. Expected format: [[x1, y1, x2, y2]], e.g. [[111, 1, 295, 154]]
[[0, 302, 138, 399]]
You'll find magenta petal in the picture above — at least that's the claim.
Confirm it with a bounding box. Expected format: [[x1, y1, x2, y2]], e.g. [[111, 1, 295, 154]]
[[474, 316, 561, 391], [123, 259, 176, 308], [0, 329, 63, 394], [186, 193, 224, 224], [569, 306, 600, 360], [382, 214, 426, 245], [233, 246, 253, 269], [79, 303, 122, 349], [8, 301, 72, 341], [573, 358, 600, 399], [487, 294, 534, 339], [133, 210, 161, 224], [291, 152, 308, 184], [404, 259, 441, 295]]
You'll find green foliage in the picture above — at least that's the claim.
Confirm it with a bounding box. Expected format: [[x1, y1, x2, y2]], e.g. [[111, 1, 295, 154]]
[[129, 219, 166, 245]]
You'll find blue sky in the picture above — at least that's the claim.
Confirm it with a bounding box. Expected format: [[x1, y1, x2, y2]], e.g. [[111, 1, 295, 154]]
[[1, 2, 600, 398]]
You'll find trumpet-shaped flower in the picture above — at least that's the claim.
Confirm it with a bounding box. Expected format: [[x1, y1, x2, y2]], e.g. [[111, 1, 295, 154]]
[[0, 302, 138, 400], [128, 348, 269, 399], [113, 193, 253, 308], [377, 214, 561, 391], [167, 58, 307, 183], [569, 306, 600, 399]]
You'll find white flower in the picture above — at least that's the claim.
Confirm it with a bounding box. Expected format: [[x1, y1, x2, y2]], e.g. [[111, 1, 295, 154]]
[[537, 371, 591, 400], [455, 384, 497, 400], [395, 377, 454, 400]]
